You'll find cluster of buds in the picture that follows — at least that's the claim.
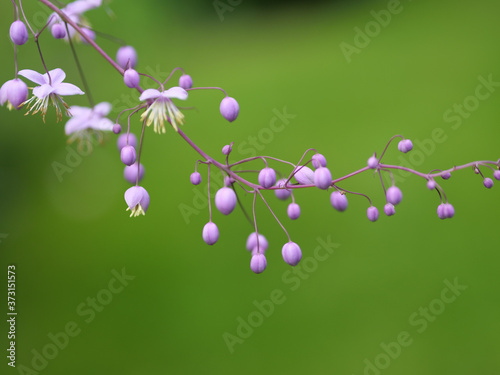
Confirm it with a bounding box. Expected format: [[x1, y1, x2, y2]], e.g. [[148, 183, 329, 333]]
[[1, 0, 498, 276]]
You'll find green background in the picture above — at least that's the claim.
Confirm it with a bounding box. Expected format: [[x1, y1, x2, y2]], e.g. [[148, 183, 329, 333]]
[[1, 0, 499, 374]]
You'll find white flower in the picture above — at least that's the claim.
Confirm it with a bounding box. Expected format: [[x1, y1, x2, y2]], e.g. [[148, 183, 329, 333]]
[[139, 87, 188, 134], [18, 68, 84, 122]]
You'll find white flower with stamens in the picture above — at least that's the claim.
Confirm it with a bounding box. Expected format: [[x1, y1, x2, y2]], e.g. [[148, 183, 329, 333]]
[[18, 68, 84, 122], [139, 87, 188, 134]]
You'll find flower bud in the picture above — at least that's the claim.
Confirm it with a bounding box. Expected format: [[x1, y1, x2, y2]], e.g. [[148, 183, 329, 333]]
[[386, 186, 403, 205], [330, 191, 348, 212], [179, 74, 193, 89], [250, 253, 267, 274], [51, 23, 66, 39], [246, 232, 269, 253], [124, 162, 145, 184], [258, 167, 276, 189], [494, 170, 500, 180], [367, 155, 378, 169], [441, 172, 451, 180], [437, 203, 455, 219], [202, 222, 219, 245], [437, 204, 446, 219], [190, 172, 201, 185], [124, 186, 149, 216], [287, 203, 301, 220], [215, 187, 237, 215], [120, 145, 137, 166], [10, 21, 29, 46], [398, 139, 413, 153], [0, 79, 28, 110], [384, 203, 395, 216], [274, 179, 291, 200], [282, 242, 302, 266], [312, 154, 327, 169], [293, 166, 314, 185], [313, 167, 332, 190], [116, 45, 137, 69], [483, 177, 494, 189], [123, 69, 140, 88], [117, 133, 138, 151], [220, 97, 239, 122], [222, 144, 232, 155], [112, 124, 122, 134], [367, 206, 379, 222], [427, 179, 436, 190]]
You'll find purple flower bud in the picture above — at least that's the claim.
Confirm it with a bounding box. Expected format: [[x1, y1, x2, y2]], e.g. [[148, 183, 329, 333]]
[[427, 179, 436, 190], [258, 167, 276, 188], [250, 253, 267, 274], [190, 172, 201, 185], [51, 23, 66, 39], [202, 222, 219, 245], [117, 133, 138, 151], [220, 97, 239, 122], [293, 166, 314, 185], [246, 232, 269, 253], [120, 145, 137, 166], [437, 203, 455, 219], [287, 203, 301, 220], [384, 203, 395, 216], [124, 186, 149, 216], [0, 79, 28, 110], [124, 162, 145, 184], [224, 176, 235, 187], [112, 124, 122, 134], [330, 191, 348, 212], [179, 74, 193, 90], [367, 155, 378, 169], [494, 170, 500, 180], [367, 206, 379, 222], [484, 177, 494, 189], [123, 69, 140, 88], [116, 45, 137, 69], [274, 178, 291, 200], [313, 167, 332, 190], [215, 187, 237, 215], [441, 172, 451, 180], [437, 204, 446, 220], [282, 242, 302, 266], [312, 154, 327, 169], [222, 144, 232, 155], [10, 21, 29, 46], [398, 139, 413, 153], [386, 186, 403, 205]]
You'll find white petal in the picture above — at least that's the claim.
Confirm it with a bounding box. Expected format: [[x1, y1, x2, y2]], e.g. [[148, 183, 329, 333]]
[[54, 83, 84, 96], [33, 84, 55, 99], [18, 70, 47, 85], [93, 102, 111, 117], [91, 118, 114, 131], [46, 68, 66, 86], [68, 105, 92, 118], [139, 89, 161, 101], [64, 117, 87, 135], [163, 87, 188, 100]]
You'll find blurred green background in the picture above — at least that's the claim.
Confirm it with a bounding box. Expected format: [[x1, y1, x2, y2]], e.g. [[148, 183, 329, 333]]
[[1, 0, 499, 374]]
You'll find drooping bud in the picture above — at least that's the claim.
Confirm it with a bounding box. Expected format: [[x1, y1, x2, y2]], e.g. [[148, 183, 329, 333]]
[[0, 79, 28, 110], [367, 154, 378, 169], [258, 167, 276, 189], [215, 187, 237, 215], [179, 74, 193, 90], [287, 203, 301, 220], [116, 45, 138, 69], [124, 162, 145, 184], [51, 23, 66, 39], [386, 186, 403, 205], [293, 166, 314, 185], [427, 179, 436, 190], [123, 69, 140, 88], [222, 144, 232, 155], [250, 253, 267, 274], [124, 186, 149, 217], [437, 203, 455, 219], [441, 172, 451, 180], [246, 232, 269, 254], [202, 222, 219, 245], [112, 124, 122, 134], [367, 206, 379, 222], [220, 97, 239, 122], [117, 133, 138, 151], [274, 179, 291, 200], [398, 139, 413, 153], [190, 172, 201, 185], [330, 191, 348, 212], [313, 167, 332, 190], [312, 154, 327, 169], [120, 145, 137, 166], [10, 21, 29, 46], [483, 178, 494, 189], [494, 170, 500, 180], [282, 242, 302, 266], [384, 203, 395, 216]]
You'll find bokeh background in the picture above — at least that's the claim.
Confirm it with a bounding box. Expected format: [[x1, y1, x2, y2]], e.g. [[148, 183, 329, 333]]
[[1, 0, 499, 374]]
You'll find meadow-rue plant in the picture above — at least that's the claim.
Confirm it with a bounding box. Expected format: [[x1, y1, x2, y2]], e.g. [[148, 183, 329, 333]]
[[2, 0, 499, 275]]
